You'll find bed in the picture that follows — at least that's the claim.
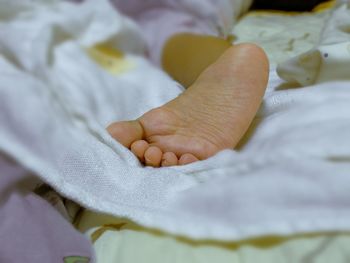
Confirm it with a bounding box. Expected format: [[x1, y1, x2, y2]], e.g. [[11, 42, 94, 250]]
[[75, 1, 350, 262], [1, 0, 350, 262]]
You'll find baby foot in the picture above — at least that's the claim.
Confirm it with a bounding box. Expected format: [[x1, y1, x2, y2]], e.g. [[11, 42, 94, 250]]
[[107, 43, 269, 167]]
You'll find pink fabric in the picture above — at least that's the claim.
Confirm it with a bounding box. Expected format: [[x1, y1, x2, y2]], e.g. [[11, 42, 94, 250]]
[[0, 155, 95, 263], [110, 0, 237, 64]]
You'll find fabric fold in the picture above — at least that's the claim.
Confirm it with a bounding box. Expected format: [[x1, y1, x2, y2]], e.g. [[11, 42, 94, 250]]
[[0, 0, 350, 242]]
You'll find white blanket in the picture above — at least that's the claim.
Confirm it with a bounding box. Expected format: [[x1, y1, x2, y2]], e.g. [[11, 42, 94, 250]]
[[1, 0, 350, 241]]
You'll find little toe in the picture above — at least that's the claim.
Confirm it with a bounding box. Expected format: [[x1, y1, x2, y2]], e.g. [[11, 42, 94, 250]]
[[131, 140, 149, 163], [179, 153, 199, 165], [144, 146, 163, 167], [161, 152, 178, 167], [107, 120, 144, 148]]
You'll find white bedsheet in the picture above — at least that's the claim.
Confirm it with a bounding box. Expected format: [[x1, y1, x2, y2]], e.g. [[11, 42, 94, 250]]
[[278, 0, 350, 85], [232, 5, 331, 66], [0, 0, 350, 241]]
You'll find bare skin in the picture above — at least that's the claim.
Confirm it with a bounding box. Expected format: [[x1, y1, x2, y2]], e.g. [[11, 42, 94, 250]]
[[162, 33, 233, 88], [107, 43, 269, 167]]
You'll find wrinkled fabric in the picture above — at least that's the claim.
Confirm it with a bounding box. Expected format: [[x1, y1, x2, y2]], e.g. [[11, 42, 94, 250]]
[[111, 0, 252, 63], [0, 155, 95, 263], [0, 0, 350, 243], [277, 0, 350, 85]]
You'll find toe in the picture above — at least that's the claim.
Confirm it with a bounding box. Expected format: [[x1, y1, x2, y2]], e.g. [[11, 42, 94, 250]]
[[179, 153, 199, 165], [161, 152, 178, 167], [107, 120, 144, 148], [144, 146, 163, 167], [131, 140, 149, 163]]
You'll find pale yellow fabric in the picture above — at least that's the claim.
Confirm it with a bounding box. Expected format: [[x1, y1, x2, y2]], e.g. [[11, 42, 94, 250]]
[[78, 211, 350, 263], [277, 2, 350, 85], [231, 1, 335, 66], [87, 44, 134, 75]]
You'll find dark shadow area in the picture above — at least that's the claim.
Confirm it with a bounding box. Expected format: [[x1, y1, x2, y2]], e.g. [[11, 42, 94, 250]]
[[251, 0, 329, 12], [275, 81, 303, 91]]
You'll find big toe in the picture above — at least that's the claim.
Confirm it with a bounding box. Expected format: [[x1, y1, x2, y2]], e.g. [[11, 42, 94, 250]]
[[107, 120, 144, 148]]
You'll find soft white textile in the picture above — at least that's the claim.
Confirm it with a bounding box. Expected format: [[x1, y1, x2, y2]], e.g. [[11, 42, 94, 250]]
[[278, 0, 350, 85], [0, 0, 350, 241], [232, 6, 331, 66]]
